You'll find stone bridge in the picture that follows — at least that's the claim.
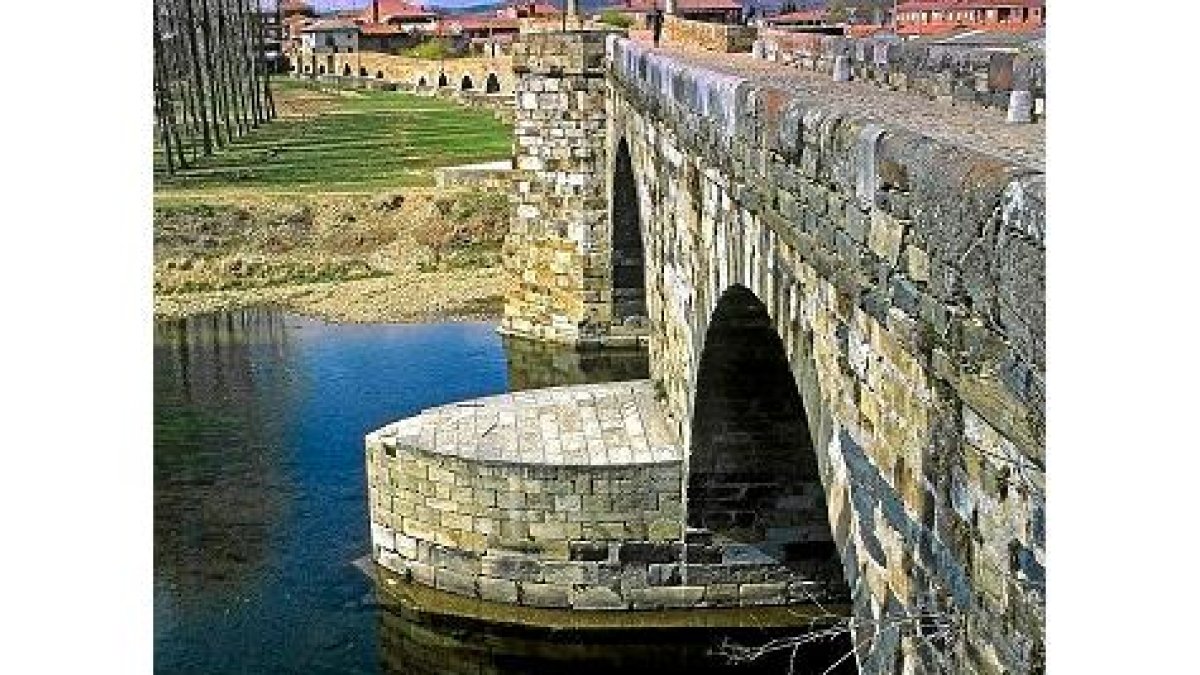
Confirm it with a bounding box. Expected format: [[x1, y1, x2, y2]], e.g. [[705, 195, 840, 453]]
[[369, 30, 1044, 675]]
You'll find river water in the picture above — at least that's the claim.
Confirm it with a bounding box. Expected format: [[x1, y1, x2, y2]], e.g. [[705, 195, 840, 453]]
[[154, 307, 852, 674]]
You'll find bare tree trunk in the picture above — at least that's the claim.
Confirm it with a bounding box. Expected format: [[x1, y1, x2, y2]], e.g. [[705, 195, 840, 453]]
[[237, 0, 264, 126], [227, 0, 254, 131], [180, 0, 213, 155], [198, 0, 228, 148], [161, 0, 191, 162], [153, 9, 177, 176]]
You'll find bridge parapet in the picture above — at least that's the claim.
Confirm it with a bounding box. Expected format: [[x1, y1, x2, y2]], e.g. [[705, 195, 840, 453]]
[[754, 28, 1046, 119]]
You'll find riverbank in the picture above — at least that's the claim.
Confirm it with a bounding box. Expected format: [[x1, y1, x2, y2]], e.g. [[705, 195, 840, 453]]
[[153, 188, 508, 323]]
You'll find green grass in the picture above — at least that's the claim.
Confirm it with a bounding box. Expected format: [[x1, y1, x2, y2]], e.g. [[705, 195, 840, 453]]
[[155, 79, 512, 194]]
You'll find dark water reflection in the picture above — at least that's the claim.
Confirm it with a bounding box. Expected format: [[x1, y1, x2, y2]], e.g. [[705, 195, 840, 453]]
[[154, 307, 848, 674]]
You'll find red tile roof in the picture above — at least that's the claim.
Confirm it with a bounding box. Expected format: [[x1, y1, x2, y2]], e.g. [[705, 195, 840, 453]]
[[895, 19, 1043, 36], [358, 21, 404, 35], [501, 2, 561, 16], [847, 24, 888, 37], [623, 0, 743, 12], [769, 9, 828, 24], [897, 0, 1044, 10], [301, 18, 359, 32], [356, 0, 438, 23], [446, 16, 521, 31]]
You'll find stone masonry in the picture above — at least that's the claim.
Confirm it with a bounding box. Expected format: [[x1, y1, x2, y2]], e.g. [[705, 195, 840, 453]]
[[753, 28, 1046, 120], [366, 381, 846, 610], [372, 29, 1044, 675], [604, 36, 1045, 674], [500, 30, 649, 348]]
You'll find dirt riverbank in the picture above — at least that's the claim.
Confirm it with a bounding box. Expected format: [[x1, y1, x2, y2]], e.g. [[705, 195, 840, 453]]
[[153, 188, 509, 323]]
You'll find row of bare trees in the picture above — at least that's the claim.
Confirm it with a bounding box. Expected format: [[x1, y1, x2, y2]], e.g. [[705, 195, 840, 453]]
[[153, 0, 278, 175]]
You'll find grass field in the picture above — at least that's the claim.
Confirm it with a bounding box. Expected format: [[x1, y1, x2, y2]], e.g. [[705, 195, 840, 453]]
[[154, 79, 513, 194]]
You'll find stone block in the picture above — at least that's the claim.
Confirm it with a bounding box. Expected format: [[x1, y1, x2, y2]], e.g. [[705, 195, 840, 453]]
[[479, 576, 520, 604], [481, 552, 542, 582], [648, 563, 682, 586], [408, 560, 436, 587], [520, 582, 570, 608], [619, 541, 682, 564], [568, 541, 610, 562], [628, 586, 705, 609], [739, 582, 789, 606], [570, 586, 627, 610], [868, 209, 907, 265], [435, 569, 479, 598]]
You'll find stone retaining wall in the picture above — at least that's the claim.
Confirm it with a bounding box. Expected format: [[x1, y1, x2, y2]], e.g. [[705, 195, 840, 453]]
[[753, 28, 1046, 118], [663, 16, 757, 53]]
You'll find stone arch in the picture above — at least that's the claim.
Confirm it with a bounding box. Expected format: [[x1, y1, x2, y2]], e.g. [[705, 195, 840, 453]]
[[461, 74, 474, 91], [485, 72, 501, 94], [687, 284, 846, 587], [437, 72, 449, 88], [610, 137, 647, 327], [376, 70, 385, 79]]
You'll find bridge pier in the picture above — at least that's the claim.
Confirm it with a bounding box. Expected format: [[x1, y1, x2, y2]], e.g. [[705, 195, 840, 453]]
[[366, 382, 848, 610], [502, 31, 649, 350]]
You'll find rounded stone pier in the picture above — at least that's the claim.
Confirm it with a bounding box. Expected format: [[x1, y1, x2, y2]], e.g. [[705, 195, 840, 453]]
[[365, 381, 844, 610]]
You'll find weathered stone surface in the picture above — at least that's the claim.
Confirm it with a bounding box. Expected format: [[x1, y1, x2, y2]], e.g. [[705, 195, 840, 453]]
[[368, 31, 1044, 675]]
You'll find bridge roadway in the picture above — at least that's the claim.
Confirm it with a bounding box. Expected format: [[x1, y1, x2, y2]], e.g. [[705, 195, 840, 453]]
[[625, 41, 1044, 171]]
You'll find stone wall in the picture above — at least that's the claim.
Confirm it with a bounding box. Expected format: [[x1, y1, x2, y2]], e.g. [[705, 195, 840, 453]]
[[754, 28, 1046, 118], [663, 16, 758, 53], [291, 49, 517, 96], [500, 30, 648, 347], [608, 35, 1044, 674]]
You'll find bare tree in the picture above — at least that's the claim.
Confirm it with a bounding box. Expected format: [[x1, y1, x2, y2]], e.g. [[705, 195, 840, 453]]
[[153, 0, 276, 175]]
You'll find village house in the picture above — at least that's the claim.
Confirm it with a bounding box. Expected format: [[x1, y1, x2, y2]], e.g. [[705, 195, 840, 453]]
[[894, 0, 1044, 36], [353, 0, 440, 31], [763, 8, 845, 35], [621, 0, 744, 26], [496, 2, 562, 20]]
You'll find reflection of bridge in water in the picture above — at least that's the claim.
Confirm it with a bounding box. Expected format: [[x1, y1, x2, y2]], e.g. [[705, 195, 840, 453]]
[[373, 572, 854, 675], [369, 27, 1045, 675]]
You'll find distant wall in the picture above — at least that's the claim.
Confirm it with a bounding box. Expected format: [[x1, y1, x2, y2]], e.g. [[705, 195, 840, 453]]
[[291, 49, 518, 96], [663, 16, 757, 53]]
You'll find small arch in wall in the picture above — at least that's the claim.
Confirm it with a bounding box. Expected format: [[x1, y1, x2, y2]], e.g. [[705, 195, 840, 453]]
[[376, 70, 385, 79], [485, 72, 501, 94], [318, 65, 326, 75], [461, 74, 474, 91], [359, 66, 368, 77], [437, 72, 449, 88], [417, 76, 427, 88], [342, 63, 352, 76], [610, 137, 647, 326]]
